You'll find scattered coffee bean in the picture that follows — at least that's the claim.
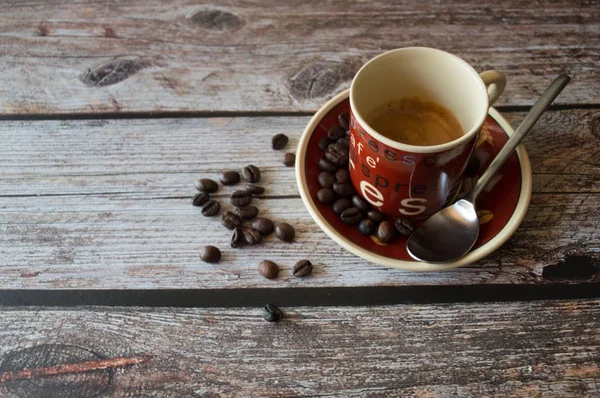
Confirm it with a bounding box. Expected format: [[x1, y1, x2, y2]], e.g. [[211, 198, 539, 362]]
[[318, 172, 335, 189], [252, 217, 274, 235], [352, 195, 370, 212], [394, 217, 415, 237], [201, 200, 220, 217], [235, 205, 259, 220], [231, 190, 252, 207], [293, 260, 313, 277], [335, 168, 350, 184], [325, 143, 348, 167], [275, 222, 295, 242], [318, 157, 338, 173], [192, 192, 209, 207], [245, 184, 265, 196], [318, 137, 331, 151], [338, 112, 350, 130], [283, 152, 296, 167], [340, 207, 363, 225], [333, 198, 352, 215], [264, 304, 283, 322], [367, 210, 386, 223], [200, 246, 221, 263], [230, 227, 243, 248], [327, 125, 346, 141], [242, 165, 261, 183], [221, 211, 242, 230], [271, 133, 289, 150], [333, 182, 355, 198], [336, 137, 349, 150], [220, 170, 240, 186], [258, 260, 279, 279], [358, 218, 376, 236], [195, 178, 218, 193], [317, 188, 335, 204], [376, 220, 397, 243], [243, 228, 262, 246]]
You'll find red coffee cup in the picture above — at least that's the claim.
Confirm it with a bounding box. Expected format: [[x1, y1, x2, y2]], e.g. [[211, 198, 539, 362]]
[[349, 47, 506, 219]]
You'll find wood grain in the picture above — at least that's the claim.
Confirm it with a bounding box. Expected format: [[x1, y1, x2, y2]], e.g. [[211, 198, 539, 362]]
[[0, 300, 598, 397], [0, 110, 598, 289], [0, 0, 598, 114]]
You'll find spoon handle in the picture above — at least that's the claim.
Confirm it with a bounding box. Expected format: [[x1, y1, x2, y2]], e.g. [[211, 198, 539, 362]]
[[469, 74, 570, 201]]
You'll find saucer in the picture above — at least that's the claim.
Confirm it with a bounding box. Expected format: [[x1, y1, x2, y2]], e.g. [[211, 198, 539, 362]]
[[296, 89, 532, 271]]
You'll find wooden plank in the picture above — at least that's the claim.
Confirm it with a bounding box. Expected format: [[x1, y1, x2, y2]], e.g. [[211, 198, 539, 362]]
[[0, 110, 598, 289], [0, 300, 598, 396], [0, 0, 598, 114]]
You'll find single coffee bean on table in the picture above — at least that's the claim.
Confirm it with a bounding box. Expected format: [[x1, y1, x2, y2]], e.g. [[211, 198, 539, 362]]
[[245, 184, 265, 196], [333, 182, 355, 198], [230, 227, 244, 248], [252, 217, 274, 235], [242, 165, 261, 183], [258, 260, 279, 279], [336, 137, 349, 150], [335, 168, 350, 184], [221, 211, 242, 230], [394, 217, 415, 236], [318, 137, 331, 151], [325, 143, 349, 167], [377, 220, 397, 244], [340, 207, 363, 225], [367, 210, 386, 223], [283, 152, 296, 167], [230, 190, 252, 207], [317, 188, 335, 204], [333, 198, 352, 215], [220, 170, 240, 186], [195, 178, 218, 193], [327, 125, 346, 141], [293, 260, 313, 277], [318, 157, 338, 173], [243, 228, 262, 245], [359, 218, 376, 236], [271, 133, 289, 150], [275, 222, 295, 242], [338, 112, 350, 130], [235, 205, 259, 220], [201, 200, 220, 217], [352, 195, 370, 212], [263, 304, 283, 322], [192, 192, 209, 207], [318, 172, 335, 189], [200, 246, 221, 263]]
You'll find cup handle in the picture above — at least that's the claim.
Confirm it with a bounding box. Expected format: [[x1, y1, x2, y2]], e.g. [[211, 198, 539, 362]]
[[480, 70, 506, 107]]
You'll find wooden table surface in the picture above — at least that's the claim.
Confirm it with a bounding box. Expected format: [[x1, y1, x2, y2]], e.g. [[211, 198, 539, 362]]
[[0, 1, 598, 396]]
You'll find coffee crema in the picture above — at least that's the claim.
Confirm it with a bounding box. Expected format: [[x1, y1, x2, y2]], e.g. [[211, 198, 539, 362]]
[[366, 97, 463, 146]]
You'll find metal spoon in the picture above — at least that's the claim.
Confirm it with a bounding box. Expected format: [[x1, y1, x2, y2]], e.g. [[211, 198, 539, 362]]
[[407, 74, 570, 263]]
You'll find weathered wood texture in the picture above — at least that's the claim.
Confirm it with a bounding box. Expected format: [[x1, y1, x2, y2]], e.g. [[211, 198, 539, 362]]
[[0, 0, 598, 114], [0, 110, 598, 289], [0, 300, 598, 397]]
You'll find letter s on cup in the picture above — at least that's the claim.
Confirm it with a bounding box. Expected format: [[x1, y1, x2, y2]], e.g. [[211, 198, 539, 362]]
[[360, 181, 384, 207], [398, 198, 427, 216]]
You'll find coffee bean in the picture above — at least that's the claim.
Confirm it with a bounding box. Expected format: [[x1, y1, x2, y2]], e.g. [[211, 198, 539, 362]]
[[200, 246, 221, 263], [230, 227, 244, 248], [327, 125, 346, 141], [195, 178, 218, 193], [258, 260, 279, 279], [293, 260, 313, 277], [231, 190, 252, 207], [333, 198, 352, 215], [336, 137, 349, 150], [367, 210, 386, 223], [242, 165, 261, 183], [221, 211, 242, 230], [340, 207, 363, 225], [318, 137, 331, 151], [333, 182, 355, 198], [264, 304, 283, 322], [325, 143, 348, 166], [318, 157, 338, 173], [220, 170, 240, 185], [243, 228, 262, 245], [335, 168, 350, 184], [275, 222, 295, 242], [201, 200, 220, 217], [358, 219, 376, 236], [245, 184, 265, 196], [192, 192, 209, 207], [283, 152, 296, 167], [318, 172, 335, 189], [352, 195, 370, 211], [317, 188, 335, 204], [271, 133, 289, 150], [252, 217, 274, 235], [394, 217, 415, 236], [376, 220, 397, 243], [338, 112, 350, 130], [235, 205, 258, 220]]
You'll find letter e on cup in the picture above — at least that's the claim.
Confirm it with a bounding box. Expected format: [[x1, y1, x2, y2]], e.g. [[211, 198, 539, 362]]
[[360, 181, 384, 207]]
